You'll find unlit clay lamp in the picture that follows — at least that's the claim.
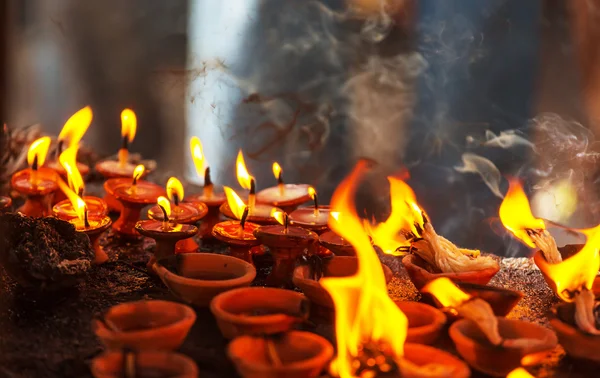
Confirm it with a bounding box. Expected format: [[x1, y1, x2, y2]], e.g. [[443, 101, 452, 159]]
[[395, 301, 446, 345], [109, 165, 165, 239], [212, 187, 261, 263], [54, 179, 112, 264], [0, 196, 12, 213], [147, 177, 207, 254], [91, 350, 198, 378], [11, 137, 59, 217], [136, 197, 198, 266], [254, 210, 318, 288], [289, 188, 336, 235], [255, 162, 311, 213]]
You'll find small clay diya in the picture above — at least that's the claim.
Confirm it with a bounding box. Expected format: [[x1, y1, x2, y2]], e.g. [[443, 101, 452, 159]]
[[0, 196, 12, 213], [319, 230, 361, 256], [395, 302, 447, 345], [187, 190, 226, 240], [11, 167, 58, 217], [228, 331, 333, 378], [449, 317, 558, 377], [220, 201, 281, 225], [293, 256, 393, 309], [402, 253, 500, 290], [91, 350, 198, 378], [256, 184, 311, 214], [289, 206, 332, 234], [212, 220, 261, 263], [402, 343, 470, 378], [550, 302, 600, 363], [210, 287, 309, 339], [254, 220, 319, 288], [52, 196, 108, 220], [93, 300, 196, 351], [153, 253, 256, 307], [456, 282, 524, 317], [99, 161, 151, 212]]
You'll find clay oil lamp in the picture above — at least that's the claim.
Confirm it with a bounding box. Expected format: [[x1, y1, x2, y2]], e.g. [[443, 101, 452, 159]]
[[0, 196, 12, 213], [319, 161, 470, 378], [255, 162, 311, 213], [220, 150, 281, 225], [147, 177, 207, 254], [152, 252, 256, 307], [210, 287, 309, 339], [394, 301, 446, 346], [91, 350, 198, 378], [423, 277, 557, 377], [318, 229, 357, 256], [186, 136, 226, 239], [288, 187, 335, 235], [254, 209, 318, 288], [135, 196, 198, 266], [55, 179, 112, 264], [109, 165, 165, 239], [212, 187, 261, 263], [10, 136, 59, 217], [228, 331, 333, 378], [454, 282, 523, 317], [93, 299, 196, 351]]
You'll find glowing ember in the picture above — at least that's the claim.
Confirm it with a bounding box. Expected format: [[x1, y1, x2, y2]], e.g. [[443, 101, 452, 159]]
[[57, 106, 92, 151], [59, 146, 85, 196], [166, 177, 184, 206]]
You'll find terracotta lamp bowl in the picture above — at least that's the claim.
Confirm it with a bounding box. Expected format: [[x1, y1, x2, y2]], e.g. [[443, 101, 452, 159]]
[[395, 302, 447, 345], [456, 282, 523, 317], [228, 330, 333, 378], [449, 317, 558, 377], [153, 253, 256, 307], [220, 202, 281, 225], [550, 302, 600, 363], [402, 253, 500, 291], [93, 300, 196, 351], [292, 256, 393, 308], [210, 287, 309, 339], [403, 343, 470, 378], [318, 230, 357, 256], [91, 350, 198, 378]]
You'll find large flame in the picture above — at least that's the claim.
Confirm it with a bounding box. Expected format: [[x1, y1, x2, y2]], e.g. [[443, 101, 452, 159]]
[[59, 146, 85, 195], [58, 106, 93, 149], [190, 136, 206, 176], [57, 178, 87, 224], [321, 160, 408, 378], [499, 179, 546, 248], [236, 150, 253, 190], [121, 109, 137, 143], [27, 137, 51, 168], [224, 186, 247, 220], [421, 277, 472, 308], [166, 177, 184, 203]]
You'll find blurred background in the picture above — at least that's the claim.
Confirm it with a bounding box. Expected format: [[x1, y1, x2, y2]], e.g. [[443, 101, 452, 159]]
[[3, 0, 600, 256]]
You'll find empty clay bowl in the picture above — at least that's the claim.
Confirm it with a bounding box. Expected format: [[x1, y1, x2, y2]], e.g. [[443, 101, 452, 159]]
[[395, 301, 447, 345], [93, 300, 196, 351], [402, 253, 500, 291], [292, 256, 393, 308], [91, 350, 199, 378], [210, 287, 309, 339], [403, 343, 470, 378], [153, 253, 256, 307], [228, 331, 333, 378], [455, 282, 524, 316], [550, 302, 600, 363], [450, 317, 558, 377]]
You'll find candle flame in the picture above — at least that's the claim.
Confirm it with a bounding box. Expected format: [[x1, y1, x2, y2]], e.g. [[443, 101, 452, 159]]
[[270, 209, 285, 226], [190, 136, 206, 176], [321, 160, 408, 378], [421, 277, 472, 308], [27, 137, 51, 168], [507, 368, 535, 378], [157, 196, 172, 218], [121, 109, 137, 143], [132, 165, 145, 181], [236, 150, 253, 190], [59, 145, 85, 195], [166, 177, 184, 203], [308, 186, 317, 200], [224, 186, 247, 220], [499, 178, 546, 248], [57, 178, 87, 224], [272, 162, 282, 180], [330, 211, 340, 221], [58, 106, 93, 149]]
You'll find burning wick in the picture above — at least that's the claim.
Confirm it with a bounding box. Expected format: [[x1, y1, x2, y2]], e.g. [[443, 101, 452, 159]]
[[308, 187, 319, 217], [119, 108, 137, 168], [272, 210, 289, 234], [166, 176, 184, 208], [272, 162, 284, 196], [131, 164, 145, 189], [239, 206, 249, 238], [248, 178, 256, 214], [203, 167, 213, 198], [157, 196, 171, 231], [83, 206, 90, 229]]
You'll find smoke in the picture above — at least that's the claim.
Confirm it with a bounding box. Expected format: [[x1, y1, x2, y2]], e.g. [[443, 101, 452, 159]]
[[454, 153, 504, 199]]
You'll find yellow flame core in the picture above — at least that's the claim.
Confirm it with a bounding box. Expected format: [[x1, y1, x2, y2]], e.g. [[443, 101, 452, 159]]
[[537, 224, 600, 302], [330, 211, 340, 221], [321, 160, 408, 378], [57, 178, 87, 223], [224, 186, 247, 220], [421, 277, 472, 308], [59, 146, 85, 195], [506, 368, 535, 378], [308, 186, 316, 200], [190, 136, 206, 176], [272, 162, 282, 180], [27, 137, 51, 168], [271, 209, 285, 226], [121, 109, 137, 143], [157, 196, 172, 218], [499, 179, 546, 248], [58, 106, 93, 148], [166, 177, 184, 203], [132, 165, 145, 182], [236, 150, 253, 190]]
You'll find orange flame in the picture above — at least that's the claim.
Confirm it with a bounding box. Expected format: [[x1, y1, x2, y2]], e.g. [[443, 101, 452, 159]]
[[166, 177, 184, 203], [190, 136, 206, 176], [236, 150, 253, 190], [421, 277, 472, 308], [308, 186, 316, 200], [132, 165, 145, 182], [58, 106, 93, 149], [271, 209, 285, 226], [121, 109, 137, 143], [59, 146, 85, 195], [321, 160, 408, 378], [499, 179, 546, 248], [157, 196, 172, 218], [57, 178, 87, 224], [272, 162, 282, 180], [507, 368, 534, 378], [224, 186, 247, 220], [27, 137, 51, 168]]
